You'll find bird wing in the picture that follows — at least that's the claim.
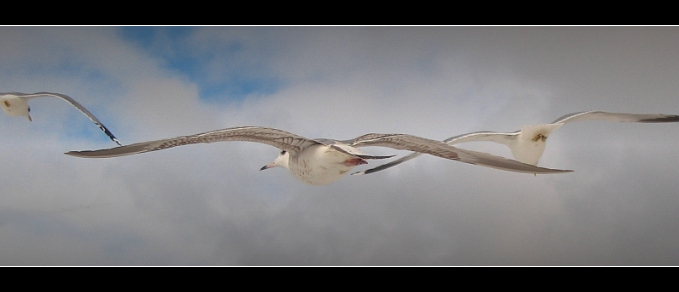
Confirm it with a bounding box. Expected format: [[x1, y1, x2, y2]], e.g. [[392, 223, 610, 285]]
[[348, 133, 571, 174], [352, 131, 520, 175], [355, 111, 679, 176], [65, 126, 321, 158], [5, 92, 123, 146], [551, 111, 679, 124], [442, 130, 520, 145]]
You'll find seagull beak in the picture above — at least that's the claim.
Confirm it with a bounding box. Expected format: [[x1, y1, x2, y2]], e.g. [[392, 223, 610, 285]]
[[27, 113, 32, 122], [260, 162, 275, 171]]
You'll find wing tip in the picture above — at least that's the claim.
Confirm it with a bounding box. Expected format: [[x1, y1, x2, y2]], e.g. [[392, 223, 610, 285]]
[[529, 166, 573, 174], [356, 154, 396, 160], [64, 150, 93, 158], [638, 115, 679, 123], [64, 147, 137, 158]]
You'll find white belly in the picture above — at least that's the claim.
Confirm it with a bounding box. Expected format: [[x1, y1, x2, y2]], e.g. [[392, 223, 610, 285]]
[[289, 145, 356, 186]]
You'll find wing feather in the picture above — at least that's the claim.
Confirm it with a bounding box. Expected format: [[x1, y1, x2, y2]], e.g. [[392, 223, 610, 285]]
[[350, 133, 570, 174], [66, 126, 319, 158], [353, 131, 519, 175], [552, 111, 679, 124]]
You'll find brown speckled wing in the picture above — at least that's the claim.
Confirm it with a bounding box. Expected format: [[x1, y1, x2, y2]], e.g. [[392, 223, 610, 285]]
[[66, 126, 320, 158]]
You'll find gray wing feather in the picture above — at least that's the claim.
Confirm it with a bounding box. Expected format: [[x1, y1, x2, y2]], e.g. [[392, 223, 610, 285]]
[[352, 153, 421, 175], [552, 111, 679, 124], [66, 126, 320, 158], [349, 133, 571, 174], [443, 131, 519, 145], [353, 131, 520, 175]]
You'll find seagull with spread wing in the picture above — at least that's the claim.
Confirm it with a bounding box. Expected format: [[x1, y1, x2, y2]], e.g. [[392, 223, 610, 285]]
[[65, 126, 571, 185], [1, 92, 122, 146], [354, 111, 679, 176]]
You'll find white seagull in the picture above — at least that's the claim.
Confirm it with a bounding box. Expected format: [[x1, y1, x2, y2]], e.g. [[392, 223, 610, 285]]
[[0, 92, 122, 146], [65, 126, 571, 185], [354, 111, 679, 176]]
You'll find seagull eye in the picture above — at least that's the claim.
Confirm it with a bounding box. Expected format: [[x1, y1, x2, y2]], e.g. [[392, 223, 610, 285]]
[[28, 106, 31, 112], [280, 150, 287, 155]]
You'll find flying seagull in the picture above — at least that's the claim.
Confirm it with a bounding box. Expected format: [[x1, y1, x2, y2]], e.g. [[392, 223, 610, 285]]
[[353, 111, 679, 176], [0, 92, 122, 146], [65, 126, 571, 185]]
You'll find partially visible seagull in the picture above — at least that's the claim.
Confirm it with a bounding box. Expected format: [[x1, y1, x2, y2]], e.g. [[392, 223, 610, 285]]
[[353, 111, 679, 176], [65, 126, 571, 186], [0, 92, 122, 146]]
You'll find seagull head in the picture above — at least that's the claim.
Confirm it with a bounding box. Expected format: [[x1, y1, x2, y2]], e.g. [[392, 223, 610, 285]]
[[260, 150, 290, 171], [1, 95, 32, 121]]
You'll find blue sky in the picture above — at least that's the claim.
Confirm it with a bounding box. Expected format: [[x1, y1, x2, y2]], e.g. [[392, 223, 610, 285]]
[[1, 27, 679, 265], [120, 27, 283, 101]]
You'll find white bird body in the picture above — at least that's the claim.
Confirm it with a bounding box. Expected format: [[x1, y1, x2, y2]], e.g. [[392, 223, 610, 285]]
[[65, 126, 571, 186], [0, 92, 122, 146], [354, 111, 679, 176], [1, 94, 32, 119], [507, 124, 564, 165], [276, 144, 366, 185]]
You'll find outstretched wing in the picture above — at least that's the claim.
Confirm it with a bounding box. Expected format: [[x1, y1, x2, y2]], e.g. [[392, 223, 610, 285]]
[[352, 131, 520, 175], [66, 126, 320, 158], [4, 92, 123, 146], [552, 111, 679, 124], [348, 133, 571, 174], [356, 111, 679, 176]]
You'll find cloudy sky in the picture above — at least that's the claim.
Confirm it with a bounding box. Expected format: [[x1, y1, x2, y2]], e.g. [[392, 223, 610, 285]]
[[1, 26, 678, 266]]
